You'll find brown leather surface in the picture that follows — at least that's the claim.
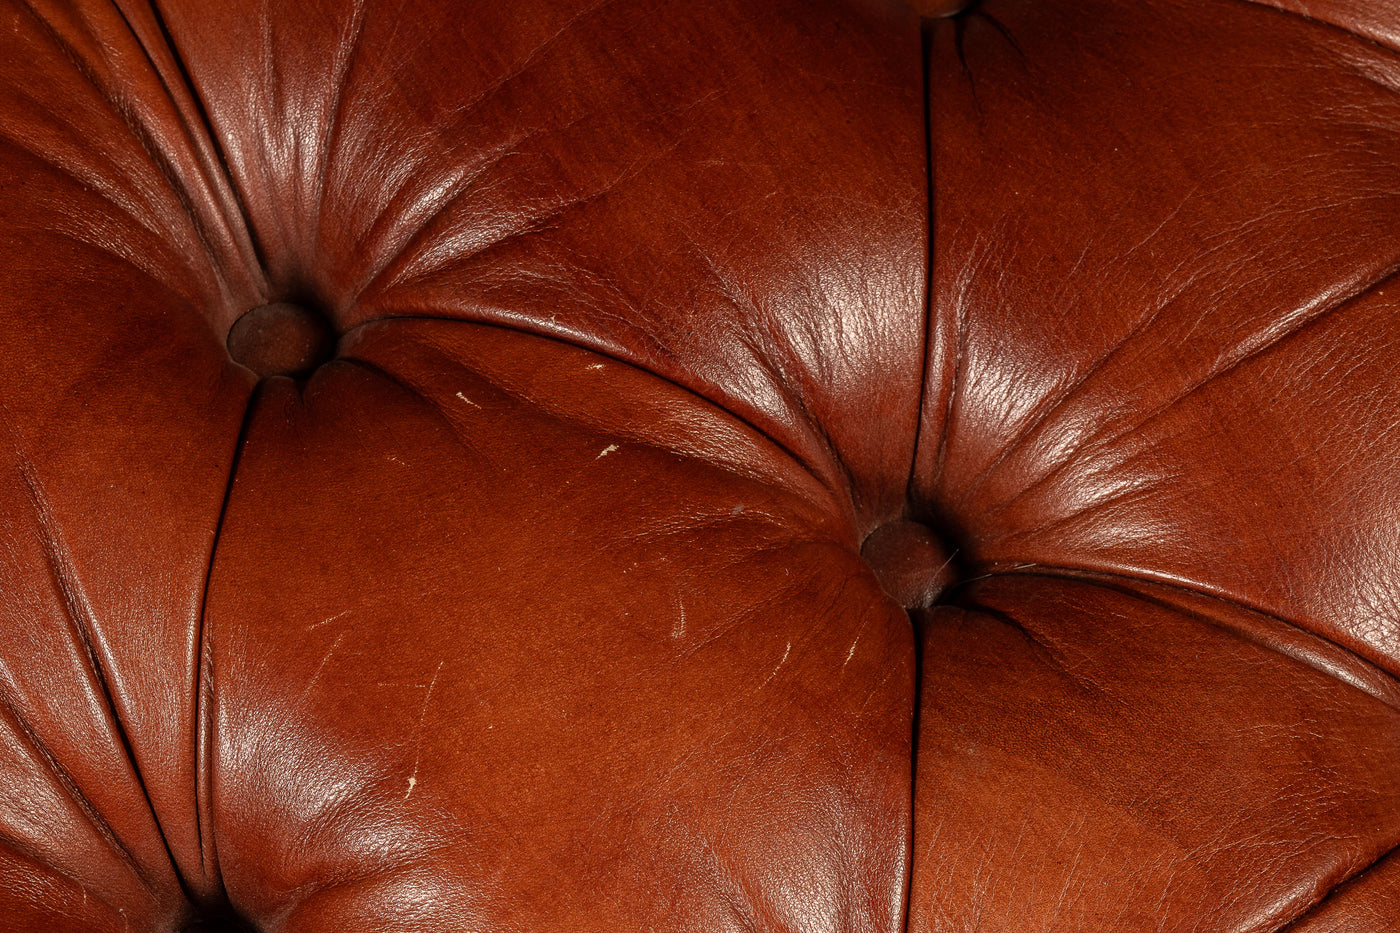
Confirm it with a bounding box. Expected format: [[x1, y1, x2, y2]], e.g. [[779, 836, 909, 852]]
[[1245, 0, 1400, 52], [909, 576, 1400, 931], [1282, 848, 1400, 931], [918, 0, 1400, 673], [2, 0, 1399, 930], [202, 322, 915, 930], [910, 0, 1400, 928], [0, 0, 922, 929]]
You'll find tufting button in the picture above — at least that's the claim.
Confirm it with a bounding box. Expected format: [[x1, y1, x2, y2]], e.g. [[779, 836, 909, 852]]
[[227, 302, 336, 378], [861, 520, 959, 609]]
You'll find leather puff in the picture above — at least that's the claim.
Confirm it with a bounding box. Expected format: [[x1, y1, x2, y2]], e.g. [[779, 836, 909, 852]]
[[917, 0, 1400, 674], [911, 0, 1400, 927], [0, 0, 258, 923], [203, 323, 914, 931], [152, 0, 928, 529], [0, 0, 925, 928], [910, 575, 1400, 932]]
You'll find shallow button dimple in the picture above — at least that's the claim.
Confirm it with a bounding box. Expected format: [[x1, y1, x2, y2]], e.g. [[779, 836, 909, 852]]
[[861, 520, 959, 609], [227, 301, 336, 378]]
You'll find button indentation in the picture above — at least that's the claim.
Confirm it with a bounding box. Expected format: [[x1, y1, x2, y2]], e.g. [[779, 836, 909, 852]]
[[228, 302, 335, 378], [861, 520, 958, 609]]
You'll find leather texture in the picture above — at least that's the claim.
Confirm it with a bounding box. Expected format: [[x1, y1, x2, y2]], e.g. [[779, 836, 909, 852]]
[[0, 0, 1396, 930], [911, 3, 1400, 928]]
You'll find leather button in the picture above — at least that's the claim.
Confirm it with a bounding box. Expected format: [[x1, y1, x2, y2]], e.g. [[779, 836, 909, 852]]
[[861, 520, 959, 609], [227, 302, 336, 378]]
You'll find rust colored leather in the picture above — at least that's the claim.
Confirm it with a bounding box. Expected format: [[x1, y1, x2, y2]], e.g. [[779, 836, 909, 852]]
[[0, 0, 1397, 931]]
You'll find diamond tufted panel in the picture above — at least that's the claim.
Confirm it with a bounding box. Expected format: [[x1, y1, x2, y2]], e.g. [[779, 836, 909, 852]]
[[910, 1, 1400, 929], [2, 0, 1399, 931], [0, 0, 924, 928]]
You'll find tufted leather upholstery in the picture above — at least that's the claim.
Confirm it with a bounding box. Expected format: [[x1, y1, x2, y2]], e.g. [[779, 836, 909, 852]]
[[1, 0, 1397, 930]]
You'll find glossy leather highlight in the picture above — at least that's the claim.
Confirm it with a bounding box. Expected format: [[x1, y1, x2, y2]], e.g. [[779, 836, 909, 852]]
[[0, 0, 1397, 930]]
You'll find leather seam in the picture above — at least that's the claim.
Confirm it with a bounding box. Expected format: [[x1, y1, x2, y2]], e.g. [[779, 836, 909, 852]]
[[903, 16, 936, 522], [142, 0, 271, 297], [1228, 0, 1400, 56], [903, 17, 936, 933], [970, 257, 1400, 530], [13, 457, 170, 898], [1275, 841, 1400, 931], [106, 0, 252, 308], [958, 563, 1400, 710], [192, 379, 262, 898], [0, 661, 152, 897]]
